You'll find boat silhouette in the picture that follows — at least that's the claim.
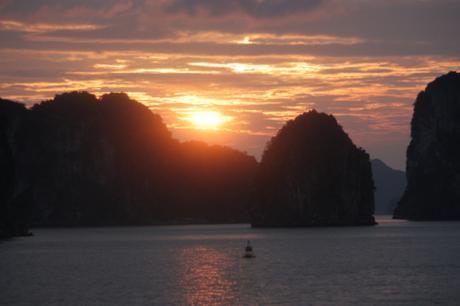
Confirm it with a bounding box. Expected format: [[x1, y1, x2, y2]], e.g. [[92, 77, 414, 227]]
[[243, 240, 256, 258]]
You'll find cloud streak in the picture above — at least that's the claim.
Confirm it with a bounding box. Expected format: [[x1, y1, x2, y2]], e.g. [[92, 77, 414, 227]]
[[0, 19, 104, 33]]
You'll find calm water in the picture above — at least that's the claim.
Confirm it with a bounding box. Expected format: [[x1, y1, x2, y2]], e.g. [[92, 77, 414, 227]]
[[1, 216, 460, 306]]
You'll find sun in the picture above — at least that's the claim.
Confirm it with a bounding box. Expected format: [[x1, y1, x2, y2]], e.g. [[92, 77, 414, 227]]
[[190, 111, 230, 130]]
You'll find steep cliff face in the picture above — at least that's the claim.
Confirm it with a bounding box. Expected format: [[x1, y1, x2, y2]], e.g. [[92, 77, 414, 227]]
[[1, 91, 257, 228], [252, 110, 375, 227], [11, 92, 174, 226], [394, 72, 460, 220], [0, 99, 29, 236]]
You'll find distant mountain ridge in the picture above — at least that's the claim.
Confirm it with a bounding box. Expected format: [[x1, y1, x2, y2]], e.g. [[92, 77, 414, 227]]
[[371, 159, 406, 214]]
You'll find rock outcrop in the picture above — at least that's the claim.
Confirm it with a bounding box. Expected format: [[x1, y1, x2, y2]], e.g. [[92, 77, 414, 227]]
[[251, 110, 375, 227], [394, 72, 460, 220], [0, 92, 257, 228], [371, 159, 406, 214]]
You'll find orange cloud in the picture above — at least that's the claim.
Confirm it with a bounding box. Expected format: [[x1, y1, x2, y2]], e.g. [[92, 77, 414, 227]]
[[0, 20, 104, 33]]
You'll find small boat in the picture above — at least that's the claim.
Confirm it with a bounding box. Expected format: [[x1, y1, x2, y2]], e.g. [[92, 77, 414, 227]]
[[243, 240, 256, 258]]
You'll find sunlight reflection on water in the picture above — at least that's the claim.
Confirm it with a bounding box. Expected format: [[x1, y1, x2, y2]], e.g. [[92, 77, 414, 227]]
[[179, 246, 237, 305]]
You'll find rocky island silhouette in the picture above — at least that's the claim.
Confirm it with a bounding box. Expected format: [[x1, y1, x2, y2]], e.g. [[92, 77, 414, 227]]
[[395, 71, 460, 220], [2, 71, 460, 237], [251, 110, 375, 226]]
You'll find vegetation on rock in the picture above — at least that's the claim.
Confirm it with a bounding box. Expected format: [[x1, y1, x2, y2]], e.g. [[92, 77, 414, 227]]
[[251, 110, 375, 226], [0, 92, 257, 234], [395, 72, 460, 220]]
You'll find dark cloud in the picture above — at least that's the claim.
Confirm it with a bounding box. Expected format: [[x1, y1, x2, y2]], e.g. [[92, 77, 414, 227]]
[[1, 0, 459, 58], [162, 0, 324, 18], [0, 0, 131, 14]]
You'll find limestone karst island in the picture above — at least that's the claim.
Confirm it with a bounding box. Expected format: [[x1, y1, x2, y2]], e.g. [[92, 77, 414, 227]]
[[2, 72, 460, 236]]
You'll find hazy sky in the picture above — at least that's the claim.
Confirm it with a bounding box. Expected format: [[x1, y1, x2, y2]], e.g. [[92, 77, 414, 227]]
[[1, 0, 459, 169]]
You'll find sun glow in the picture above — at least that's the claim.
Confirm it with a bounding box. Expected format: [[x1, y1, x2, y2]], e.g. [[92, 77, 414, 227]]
[[190, 111, 230, 130]]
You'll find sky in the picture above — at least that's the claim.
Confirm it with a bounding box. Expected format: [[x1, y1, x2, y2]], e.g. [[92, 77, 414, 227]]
[[1, 0, 459, 170]]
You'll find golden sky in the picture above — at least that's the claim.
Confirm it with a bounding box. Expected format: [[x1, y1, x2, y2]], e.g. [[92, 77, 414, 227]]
[[1, 0, 460, 169]]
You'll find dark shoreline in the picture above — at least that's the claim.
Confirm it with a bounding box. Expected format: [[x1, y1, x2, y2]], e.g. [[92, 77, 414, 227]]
[[9, 216, 460, 238]]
